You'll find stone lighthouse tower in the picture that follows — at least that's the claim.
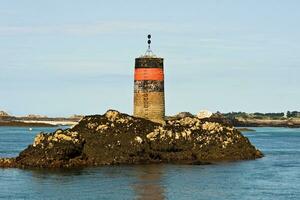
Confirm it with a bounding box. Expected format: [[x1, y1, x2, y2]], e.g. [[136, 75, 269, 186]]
[[133, 35, 165, 123]]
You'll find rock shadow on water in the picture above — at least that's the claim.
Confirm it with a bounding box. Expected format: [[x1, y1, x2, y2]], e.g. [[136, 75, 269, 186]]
[[28, 165, 166, 200]]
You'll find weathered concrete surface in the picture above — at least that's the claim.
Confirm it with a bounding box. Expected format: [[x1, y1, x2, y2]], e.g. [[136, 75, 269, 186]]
[[134, 92, 165, 124], [0, 110, 263, 169]]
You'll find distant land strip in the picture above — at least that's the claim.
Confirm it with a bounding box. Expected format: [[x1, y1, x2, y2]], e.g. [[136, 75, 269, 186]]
[[1, 110, 300, 128], [0, 111, 81, 127], [0, 121, 57, 127]]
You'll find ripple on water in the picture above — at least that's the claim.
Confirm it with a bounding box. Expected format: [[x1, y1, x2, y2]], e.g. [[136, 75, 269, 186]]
[[0, 127, 300, 200]]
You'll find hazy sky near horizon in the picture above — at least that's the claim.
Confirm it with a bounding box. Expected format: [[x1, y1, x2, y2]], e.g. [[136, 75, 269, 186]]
[[0, 0, 299, 117]]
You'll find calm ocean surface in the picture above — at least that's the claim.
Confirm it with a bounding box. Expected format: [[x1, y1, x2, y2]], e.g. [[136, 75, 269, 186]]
[[0, 126, 299, 200]]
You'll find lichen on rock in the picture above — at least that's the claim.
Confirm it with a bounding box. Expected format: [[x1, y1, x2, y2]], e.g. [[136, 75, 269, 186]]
[[105, 110, 120, 121]]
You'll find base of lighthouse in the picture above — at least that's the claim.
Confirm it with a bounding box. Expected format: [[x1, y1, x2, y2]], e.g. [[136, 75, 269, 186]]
[[134, 91, 165, 123]]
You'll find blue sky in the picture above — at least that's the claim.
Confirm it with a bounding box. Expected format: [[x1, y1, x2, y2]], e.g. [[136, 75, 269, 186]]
[[0, 0, 299, 117]]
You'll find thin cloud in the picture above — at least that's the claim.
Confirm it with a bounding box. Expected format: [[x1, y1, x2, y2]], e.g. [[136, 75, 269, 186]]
[[0, 21, 183, 36]]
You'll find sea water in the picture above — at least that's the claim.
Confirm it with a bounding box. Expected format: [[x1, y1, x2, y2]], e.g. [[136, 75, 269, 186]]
[[0, 126, 299, 200]]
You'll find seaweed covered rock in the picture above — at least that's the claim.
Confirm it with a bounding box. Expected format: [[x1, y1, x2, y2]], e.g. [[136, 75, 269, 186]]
[[16, 129, 85, 168], [0, 110, 263, 168]]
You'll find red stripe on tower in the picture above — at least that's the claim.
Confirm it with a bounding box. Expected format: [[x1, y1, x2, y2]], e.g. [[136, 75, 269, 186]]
[[134, 68, 164, 81]]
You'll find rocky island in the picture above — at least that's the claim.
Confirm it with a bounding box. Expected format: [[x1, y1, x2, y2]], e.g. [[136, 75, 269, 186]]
[[0, 110, 262, 169]]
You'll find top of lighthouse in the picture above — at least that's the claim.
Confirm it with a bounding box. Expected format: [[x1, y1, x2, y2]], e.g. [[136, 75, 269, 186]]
[[141, 34, 157, 58]]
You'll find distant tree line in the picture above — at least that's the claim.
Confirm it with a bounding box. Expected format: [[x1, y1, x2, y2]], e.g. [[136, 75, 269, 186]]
[[287, 111, 300, 118], [221, 112, 248, 118], [221, 112, 296, 119], [253, 112, 285, 118]]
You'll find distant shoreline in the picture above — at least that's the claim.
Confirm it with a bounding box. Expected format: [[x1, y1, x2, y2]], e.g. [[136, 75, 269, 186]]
[[0, 113, 81, 127], [0, 121, 57, 127], [231, 118, 300, 128]]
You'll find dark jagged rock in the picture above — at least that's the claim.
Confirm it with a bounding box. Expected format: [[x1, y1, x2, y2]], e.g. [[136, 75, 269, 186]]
[[166, 112, 195, 120], [201, 113, 234, 127], [0, 110, 263, 168]]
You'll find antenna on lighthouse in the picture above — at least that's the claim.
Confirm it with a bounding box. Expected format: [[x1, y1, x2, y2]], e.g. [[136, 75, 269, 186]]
[[147, 34, 151, 50], [145, 34, 155, 57]]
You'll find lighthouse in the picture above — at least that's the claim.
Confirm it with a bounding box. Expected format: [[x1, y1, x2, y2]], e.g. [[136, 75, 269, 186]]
[[133, 35, 165, 123]]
